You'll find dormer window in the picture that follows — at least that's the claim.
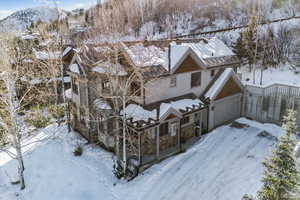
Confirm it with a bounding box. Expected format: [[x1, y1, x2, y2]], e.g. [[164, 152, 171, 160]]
[[170, 76, 177, 88]]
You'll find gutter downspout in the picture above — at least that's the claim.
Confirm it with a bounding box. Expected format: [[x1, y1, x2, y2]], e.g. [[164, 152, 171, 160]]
[[168, 44, 171, 73]]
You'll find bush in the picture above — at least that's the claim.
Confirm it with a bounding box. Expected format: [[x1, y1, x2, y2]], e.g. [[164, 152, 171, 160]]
[[25, 105, 50, 128], [73, 144, 83, 156], [0, 126, 8, 146], [48, 104, 65, 119], [113, 159, 125, 179]]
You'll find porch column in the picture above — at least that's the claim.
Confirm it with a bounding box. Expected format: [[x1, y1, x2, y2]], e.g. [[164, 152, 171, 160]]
[[156, 125, 160, 160]]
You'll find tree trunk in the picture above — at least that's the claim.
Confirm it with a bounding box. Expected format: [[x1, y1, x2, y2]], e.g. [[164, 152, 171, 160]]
[[11, 129, 25, 190], [122, 95, 127, 175]]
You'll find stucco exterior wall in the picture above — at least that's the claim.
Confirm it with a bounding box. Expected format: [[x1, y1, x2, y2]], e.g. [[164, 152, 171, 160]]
[[145, 69, 216, 104]]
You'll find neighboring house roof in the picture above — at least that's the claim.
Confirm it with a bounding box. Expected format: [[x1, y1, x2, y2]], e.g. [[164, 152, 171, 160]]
[[70, 63, 80, 74], [93, 98, 112, 110], [33, 49, 61, 60], [62, 46, 73, 57], [92, 61, 128, 76], [204, 68, 243, 101], [124, 43, 167, 69], [65, 88, 72, 99]]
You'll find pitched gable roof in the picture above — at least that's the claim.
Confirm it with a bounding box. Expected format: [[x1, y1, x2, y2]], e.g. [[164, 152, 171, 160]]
[[204, 68, 243, 101], [169, 38, 238, 74]]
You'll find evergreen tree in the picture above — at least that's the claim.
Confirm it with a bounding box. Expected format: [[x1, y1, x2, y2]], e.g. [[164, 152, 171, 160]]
[[258, 109, 300, 200], [233, 32, 247, 65], [242, 15, 262, 72]]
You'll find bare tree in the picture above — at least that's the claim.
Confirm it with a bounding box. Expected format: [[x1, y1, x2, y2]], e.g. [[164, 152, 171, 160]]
[[0, 33, 34, 190]]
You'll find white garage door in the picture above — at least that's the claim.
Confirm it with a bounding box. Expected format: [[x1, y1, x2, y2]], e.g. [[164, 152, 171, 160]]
[[214, 93, 242, 127]]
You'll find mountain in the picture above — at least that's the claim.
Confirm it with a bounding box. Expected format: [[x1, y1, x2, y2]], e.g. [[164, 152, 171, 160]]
[[0, 7, 68, 33]]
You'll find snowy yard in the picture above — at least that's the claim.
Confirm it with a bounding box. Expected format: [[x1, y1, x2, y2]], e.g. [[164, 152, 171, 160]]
[[239, 64, 300, 87], [0, 118, 285, 200]]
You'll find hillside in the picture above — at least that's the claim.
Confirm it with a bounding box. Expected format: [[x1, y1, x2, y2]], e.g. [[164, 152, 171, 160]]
[[0, 7, 67, 33]]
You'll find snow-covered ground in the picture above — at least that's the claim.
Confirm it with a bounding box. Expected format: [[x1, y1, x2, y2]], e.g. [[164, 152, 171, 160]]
[[0, 119, 285, 200], [239, 64, 300, 87]]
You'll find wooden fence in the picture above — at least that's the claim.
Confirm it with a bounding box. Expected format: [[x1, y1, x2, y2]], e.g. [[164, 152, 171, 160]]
[[244, 84, 300, 129]]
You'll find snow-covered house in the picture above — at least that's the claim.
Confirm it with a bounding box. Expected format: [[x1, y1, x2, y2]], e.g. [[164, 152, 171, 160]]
[[66, 38, 243, 169]]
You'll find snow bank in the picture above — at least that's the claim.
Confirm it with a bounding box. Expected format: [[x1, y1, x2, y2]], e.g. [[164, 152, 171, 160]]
[[239, 64, 300, 87]]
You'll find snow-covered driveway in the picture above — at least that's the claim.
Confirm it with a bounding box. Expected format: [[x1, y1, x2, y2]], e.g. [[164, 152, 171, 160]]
[[0, 118, 284, 200]]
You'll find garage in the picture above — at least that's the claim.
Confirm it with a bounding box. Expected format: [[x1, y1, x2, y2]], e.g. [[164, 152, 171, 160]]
[[213, 93, 242, 127], [204, 68, 244, 130]]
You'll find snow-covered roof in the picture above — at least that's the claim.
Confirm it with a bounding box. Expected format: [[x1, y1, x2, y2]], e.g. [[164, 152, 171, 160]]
[[92, 62, 127, 76], [159, 99, 203, 120], [170, 38, 236, 72], [34, 49, 61, 60], [121, 104, 157, 122], [125, 43, 167, 69], [21, 34, 39, 40], [122, 98, 203, 123], [93, 99, 112, 110], [62, 47, 72, 57], [70, 64, 80, 74], [204, 68, 243, 100], [65, 88, 72, 99]]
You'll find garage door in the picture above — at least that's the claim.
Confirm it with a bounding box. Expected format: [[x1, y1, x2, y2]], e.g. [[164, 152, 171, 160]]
[[214, 93, 242, 127]]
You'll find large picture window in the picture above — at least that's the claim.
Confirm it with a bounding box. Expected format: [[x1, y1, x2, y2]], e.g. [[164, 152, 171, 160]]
[[191, 72, 201, 88]]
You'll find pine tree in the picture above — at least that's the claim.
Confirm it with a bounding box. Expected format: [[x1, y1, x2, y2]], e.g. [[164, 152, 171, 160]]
[[258, 109, 300, 200], [233, 32, 247, 64], [242, 15, 262, 72]]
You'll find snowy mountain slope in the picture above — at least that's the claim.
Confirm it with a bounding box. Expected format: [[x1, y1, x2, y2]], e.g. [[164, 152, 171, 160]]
[[0, 7, 67, 33], [0, 118, 286, 200]]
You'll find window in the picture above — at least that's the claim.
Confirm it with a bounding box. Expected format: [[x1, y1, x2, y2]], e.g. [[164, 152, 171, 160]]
[[211, 70, 215, 77], [102, 80, 110, 91], [170, 122, 178, 136], [181, 116, 190, 125], [170, 76, 177, 88], [159, 123, 169, 136], [191, 72, 201, 88], [72, 77, 78, 95]]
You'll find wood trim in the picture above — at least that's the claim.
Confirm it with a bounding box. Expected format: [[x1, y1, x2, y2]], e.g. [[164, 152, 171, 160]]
[[174, 55, 203, 74], [215, 77, 242, 100]]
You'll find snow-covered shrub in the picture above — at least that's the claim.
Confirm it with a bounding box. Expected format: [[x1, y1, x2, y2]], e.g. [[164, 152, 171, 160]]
[[113, 159, 125, 179], [48, 104, 65, 119], [73, 144, 83, 156], [25, 105, 50, 128]]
